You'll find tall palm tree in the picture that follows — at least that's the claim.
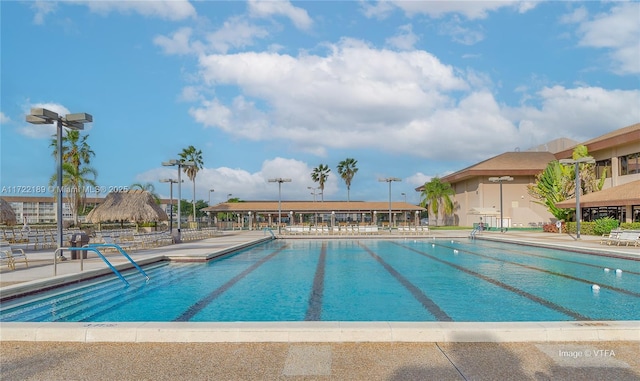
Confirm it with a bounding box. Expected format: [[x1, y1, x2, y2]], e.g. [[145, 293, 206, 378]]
[[179, 145, 204, 222], [311, 164, 330, 202], [49, 129, 96, 226], [49, 162, 98, 226], [337, 158, 358, 201], [420, 177, 454, 226]]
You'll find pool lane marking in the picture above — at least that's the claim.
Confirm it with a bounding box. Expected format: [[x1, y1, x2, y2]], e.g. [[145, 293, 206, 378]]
[[441, 243, 640, 298], [394, 242, 590, 321], [359, 243, 453, 322], [174, 244, 289, 322], [305, 242, 327, 321], [473, 241, 640, 276]]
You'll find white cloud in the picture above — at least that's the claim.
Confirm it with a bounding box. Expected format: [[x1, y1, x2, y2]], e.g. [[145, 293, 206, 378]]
[[438, 16, 485, 45], [81, 0, 196, 21], [507, 85, 640, 144], [374, 0, 537, 20], [248, 0, 313, 30], [206, 16, 269, 53], [184, 35, 636, 165], [139, 157, 339, 202], [565, 3, 640, 75], [0, 112, 11, 124], [154, 27, 199, 56], [31, 0, 196, 23], [31, 1, 57, 25], [385, 24, 419, 50]]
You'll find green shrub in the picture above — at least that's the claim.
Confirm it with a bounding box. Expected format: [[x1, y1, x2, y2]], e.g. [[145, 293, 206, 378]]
[[593, 217, 619, 236], [621, 222, 640, 230]]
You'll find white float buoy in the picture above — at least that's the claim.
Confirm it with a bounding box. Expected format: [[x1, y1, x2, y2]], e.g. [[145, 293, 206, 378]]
[[451, 240, 454, 243], [616, 269, 622, 274], [432, 243, 435, 248], [453, 249, 459, 254], [592, 284, 600, 291], [604, 268, 610, 272]]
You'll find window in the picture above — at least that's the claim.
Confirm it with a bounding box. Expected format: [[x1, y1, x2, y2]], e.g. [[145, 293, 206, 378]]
[[595, 159, 611, 178], [620, 152, 640, 175]]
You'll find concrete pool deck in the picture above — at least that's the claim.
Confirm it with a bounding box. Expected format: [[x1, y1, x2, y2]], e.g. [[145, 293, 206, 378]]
[[1, 229, 639, 379]]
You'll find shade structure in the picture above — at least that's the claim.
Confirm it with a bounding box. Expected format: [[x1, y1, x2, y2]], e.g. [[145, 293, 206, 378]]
[[86, 190, 168, 223], [0, 198, 17, 226]]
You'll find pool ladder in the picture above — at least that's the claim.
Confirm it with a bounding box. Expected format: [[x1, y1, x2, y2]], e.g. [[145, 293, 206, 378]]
[[53, 244, 149, 286], [263, 227, 276, 239], [470, 227, 480, 239]]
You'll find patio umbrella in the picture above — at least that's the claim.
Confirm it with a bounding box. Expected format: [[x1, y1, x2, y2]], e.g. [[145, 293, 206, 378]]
[[87, 190, 168, 223], [0, 198, 17, 226]]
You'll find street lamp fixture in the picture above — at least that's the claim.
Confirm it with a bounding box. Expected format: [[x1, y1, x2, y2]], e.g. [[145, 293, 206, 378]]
[[162, 160, 195, 243], [379, 177, 401, 232], [208, 189, 215, 227], [268, 178, 291, 234], [559, 157, 596, 239], [26, 107, 92, 260], [489, 176, 514, 233], [160, 178, 182, 233]]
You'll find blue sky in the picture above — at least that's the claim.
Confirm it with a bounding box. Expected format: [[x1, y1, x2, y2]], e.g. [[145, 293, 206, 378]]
[[1, 1, 639, 205]]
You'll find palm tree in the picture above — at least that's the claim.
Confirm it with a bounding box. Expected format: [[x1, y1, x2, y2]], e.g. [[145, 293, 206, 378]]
[[337, 158, 358, 201], [311, 164, 331, 202], [49, 162, 98, 226], [130, 182, 161, 203], [49, 129, 97, 226], [420, 177, 454, 226], [179, 145, 204, 222]]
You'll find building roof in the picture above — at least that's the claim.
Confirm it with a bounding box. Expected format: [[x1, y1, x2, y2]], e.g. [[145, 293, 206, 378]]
[[554, 123, 640, 159], [203, 201, 425, 214], [556, 180, 640, 208], [437, 151, 556, 184]]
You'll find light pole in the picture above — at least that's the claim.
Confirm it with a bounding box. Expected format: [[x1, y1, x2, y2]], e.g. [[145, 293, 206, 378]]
[[160, 178, 181, 234], [208, 189, 215, 226], [489, 176, 514, 233], [27, 108, 92, 260], [268, 178, 291, 234], [379, 177, 401, 232], [162, 160, 195, 243], [401, 192, 407, 224], [308, 186, 319, 224], [559, 157, 595, 239]]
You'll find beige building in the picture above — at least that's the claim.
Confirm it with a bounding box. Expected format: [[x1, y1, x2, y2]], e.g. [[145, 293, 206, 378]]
[[421, 123, 640, 228]]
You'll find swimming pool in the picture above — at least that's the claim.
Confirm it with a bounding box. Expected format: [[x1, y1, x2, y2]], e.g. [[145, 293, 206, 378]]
[[1, 239, 639, 322]]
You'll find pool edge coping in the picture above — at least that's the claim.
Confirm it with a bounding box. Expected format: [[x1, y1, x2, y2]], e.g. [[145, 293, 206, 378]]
[[1, 321, 638, 343]]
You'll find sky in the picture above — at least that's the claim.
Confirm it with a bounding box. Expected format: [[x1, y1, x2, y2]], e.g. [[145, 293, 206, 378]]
[[1, 0, 639, 206]]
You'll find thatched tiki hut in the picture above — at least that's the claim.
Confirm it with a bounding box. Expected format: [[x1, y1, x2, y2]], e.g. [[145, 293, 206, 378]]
[[0, 198, 17, 226], [87, 190, 168, 227]]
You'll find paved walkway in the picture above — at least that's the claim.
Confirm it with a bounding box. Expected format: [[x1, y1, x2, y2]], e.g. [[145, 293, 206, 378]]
[[1, 229, 639, 380]]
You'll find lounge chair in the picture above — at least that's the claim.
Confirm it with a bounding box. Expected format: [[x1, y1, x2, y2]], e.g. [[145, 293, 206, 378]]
[[0, 240, 28, 270], [600, 230, 622, 245], [611, 230, 640, 246]]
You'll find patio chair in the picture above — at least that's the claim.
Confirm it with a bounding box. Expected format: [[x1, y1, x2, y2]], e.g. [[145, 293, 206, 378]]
[[0, 240, 28, 270]]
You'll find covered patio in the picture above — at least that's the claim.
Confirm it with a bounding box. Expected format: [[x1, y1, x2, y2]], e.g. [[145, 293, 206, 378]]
[[202, 201, 426, 230]]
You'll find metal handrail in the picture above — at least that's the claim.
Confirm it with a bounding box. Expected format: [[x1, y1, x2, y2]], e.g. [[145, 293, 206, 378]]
[[87, 244, 149, 281], [54, 246, 129, 285], [263, 227, 276, 239], [53, 244, 149, 286]]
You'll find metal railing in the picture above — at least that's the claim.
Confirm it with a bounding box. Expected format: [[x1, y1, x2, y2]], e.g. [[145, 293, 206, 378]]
[[53, 244, 149, 286]]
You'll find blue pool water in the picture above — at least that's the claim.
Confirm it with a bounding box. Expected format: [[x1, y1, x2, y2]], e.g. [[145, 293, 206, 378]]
[[1, 239, 639, 322]]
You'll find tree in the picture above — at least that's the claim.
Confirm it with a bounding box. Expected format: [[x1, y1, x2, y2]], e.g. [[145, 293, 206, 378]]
[[419, 177, 454, 226], [528, 144, 605, 221], [311, 164, 330, 202], [49, 162, 98, 227], [337, 158, 358, 201], [527, 161, 573, 221], [49, 129, 97, 226], [179, 146, 204, 222], [130, 182, 160, 203]]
